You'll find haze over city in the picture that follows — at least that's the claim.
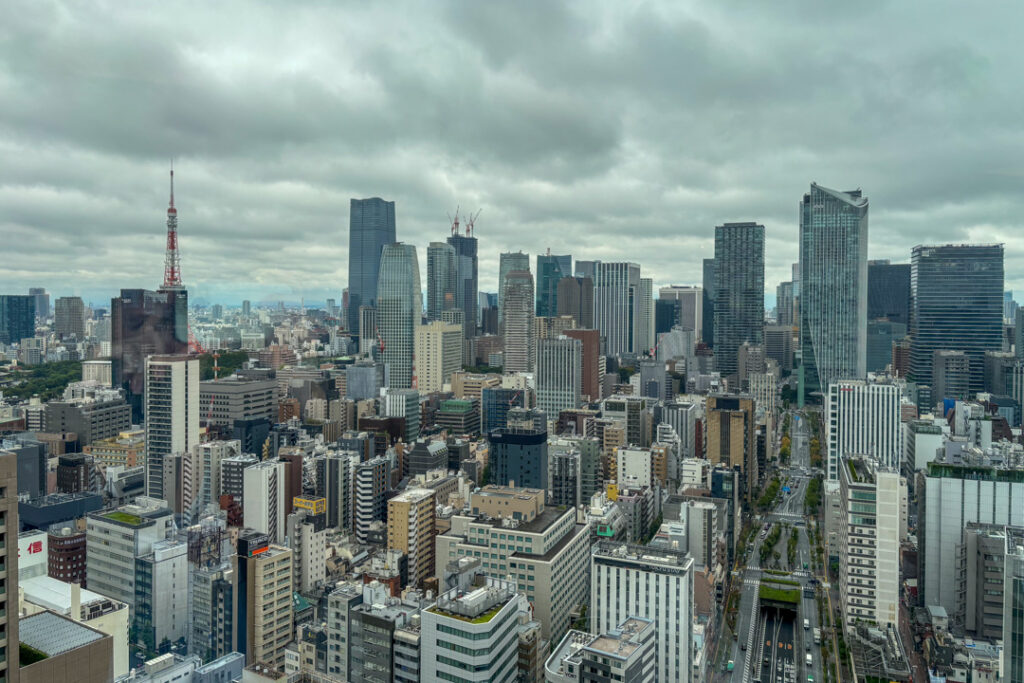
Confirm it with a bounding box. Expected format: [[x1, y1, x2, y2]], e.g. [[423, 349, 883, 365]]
[[2, 1, 1021, 304]]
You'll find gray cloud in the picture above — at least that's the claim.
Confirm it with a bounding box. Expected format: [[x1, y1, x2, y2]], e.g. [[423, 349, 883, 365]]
[[1, 0, 1022, 307]]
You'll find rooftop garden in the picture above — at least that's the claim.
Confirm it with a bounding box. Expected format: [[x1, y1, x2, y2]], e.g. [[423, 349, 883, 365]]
[[20, 643, 49, 665], [103, 511, 146, 526], [429, 602, 504, 625]]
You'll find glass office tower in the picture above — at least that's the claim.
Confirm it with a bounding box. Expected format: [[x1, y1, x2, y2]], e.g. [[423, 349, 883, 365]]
[[909, 244, 1004, 393], [376, 243, 421, 389], [347, 198, 396, 333], [713, 222, 765, 379], [799, 183, 868, 402], [426, 242, 457, 321]]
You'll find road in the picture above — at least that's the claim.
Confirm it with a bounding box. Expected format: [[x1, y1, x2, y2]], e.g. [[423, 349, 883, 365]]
[[714, 410, 830, 683]]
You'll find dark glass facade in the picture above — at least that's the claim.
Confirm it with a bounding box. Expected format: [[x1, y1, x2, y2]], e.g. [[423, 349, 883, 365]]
[[347, 198, 396, 333], [536, 254, 569, 317], [446, 233, 478, 338], [910, 244, 1004, 392], [111, 288, 188, 421], [868, 261, 911, 325], [0, 294, 35, 344], [488, 427, 548, 490], [702, 258, 715, 347], [713, 222, 765, 379]]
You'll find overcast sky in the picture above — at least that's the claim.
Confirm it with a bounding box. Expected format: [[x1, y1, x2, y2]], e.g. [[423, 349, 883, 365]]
[[2, 1, 1021, 308]]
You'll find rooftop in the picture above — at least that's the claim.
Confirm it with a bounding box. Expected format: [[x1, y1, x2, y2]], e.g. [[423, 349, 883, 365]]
[[20, 610, 107, 657], [593, 540, 693, 570], [21, 575, 124, 615]]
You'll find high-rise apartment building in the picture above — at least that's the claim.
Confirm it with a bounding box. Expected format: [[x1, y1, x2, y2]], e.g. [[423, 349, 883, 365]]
[[414, 321, 462, 393], [315, 452, 357, 532], [54, 295, 85, 339], [243, 460, 286, 544], [798, 183, 869, 400], [910, 244, 1004, 393], [713, 222, 764, 379], [501, 270, 535, 373], [111, 288, 188, 420], [825, 377, 903, 481], [536, 336, 583, 418], [705, 394, 757, 502], [144, 355, 199, 500], [837, 455, 903, 631], [867, 260, 911, 325], [0, 293, 35, 345], [499, 251, 530, 325], [593, 262, 642, 357], [387, 488, 436, 588], [376, 243, 421, 389], [537, 253, 570, 318], [426, 241, 457, 320], [447, 230, 479, 338], [347, 197, 396, 333], [354, 456, 388, 544], [591, 542, 694, 683], [233, 531, 294, 668]]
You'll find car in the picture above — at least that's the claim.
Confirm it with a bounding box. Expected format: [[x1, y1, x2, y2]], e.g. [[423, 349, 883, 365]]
[[741, 642, 747, 651]]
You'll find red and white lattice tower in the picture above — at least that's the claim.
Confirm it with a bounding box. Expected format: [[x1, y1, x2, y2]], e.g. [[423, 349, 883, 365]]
[[162, 165, 184, 290]]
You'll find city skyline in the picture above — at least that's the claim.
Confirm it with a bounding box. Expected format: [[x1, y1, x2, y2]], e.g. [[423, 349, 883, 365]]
[[2, 2, 1021, 304]]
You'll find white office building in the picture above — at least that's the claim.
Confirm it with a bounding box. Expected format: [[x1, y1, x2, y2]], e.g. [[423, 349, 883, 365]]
[[243, 460, 286, 544], [145, 355, 199, 499], [591, 542, 694, 683], [826, 376, 903, 481], [420, 575, 527, 683], [536, 336, 583, 418]]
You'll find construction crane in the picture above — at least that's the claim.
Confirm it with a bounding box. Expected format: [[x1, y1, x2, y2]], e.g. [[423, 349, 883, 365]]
[[465, 209, 481, 236], [448, 206, 460, 235]]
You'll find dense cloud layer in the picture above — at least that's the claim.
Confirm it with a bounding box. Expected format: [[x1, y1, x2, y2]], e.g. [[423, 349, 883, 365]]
[[2, 0, 1020, 307]]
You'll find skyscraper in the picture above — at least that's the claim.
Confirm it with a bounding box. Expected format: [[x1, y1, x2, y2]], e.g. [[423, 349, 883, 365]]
[[498, 251, 530, 325], [425, 241, 457, 320], [376, 243, 421, 389], [144, 354, 199, 500], [799, 183, 869, 400], [556, 275, 594, 328], [0, 293, 35, 344], [637, 277, 654, 355], [55, 296, 85, 339], [0, 452, 18, 682], [536, 253, 570, 317], [447, 228, 479, 338], [501, 270, 535, 373], [111, 288, 188, 421], [713, 222, 765, 379], [414, 320, 462, 393], [347, 197, 396, 333], [701, 258, 715, 346], [659, 285, 703, 336], [867, 260, 911, 325], [593, 262, 641, 357], [776, 281, 795, 327], [910, 244, 1004, 393], [29, 286, 49, 319]]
